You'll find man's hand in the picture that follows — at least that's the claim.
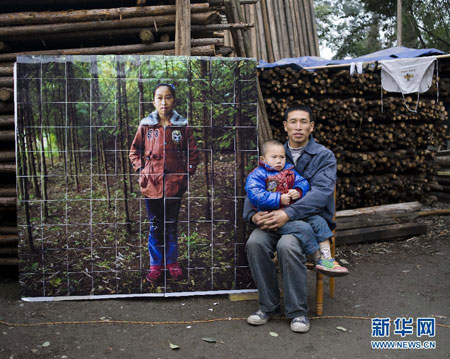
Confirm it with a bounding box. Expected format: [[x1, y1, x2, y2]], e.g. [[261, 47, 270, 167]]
[[253, 209, 289, 231], [251, 211, 271, 226]]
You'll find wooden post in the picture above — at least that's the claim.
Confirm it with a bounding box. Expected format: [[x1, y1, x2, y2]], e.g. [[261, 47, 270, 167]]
[[397, 0, 402, 47], [175, 0, 191, 55]]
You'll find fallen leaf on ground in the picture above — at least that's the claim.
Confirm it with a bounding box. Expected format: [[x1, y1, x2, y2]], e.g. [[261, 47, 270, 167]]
[[169, 341, 180, 350], [269, 332, 279, 337], [336, 326, 347, 332], [202, 337, 217, 343]]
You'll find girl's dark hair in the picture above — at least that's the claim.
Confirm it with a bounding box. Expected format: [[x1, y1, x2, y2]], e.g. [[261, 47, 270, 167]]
[[153, 83, 176, 99]]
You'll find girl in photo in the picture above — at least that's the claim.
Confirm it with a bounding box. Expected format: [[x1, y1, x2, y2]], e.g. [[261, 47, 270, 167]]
[[129, 83, 200, 283]]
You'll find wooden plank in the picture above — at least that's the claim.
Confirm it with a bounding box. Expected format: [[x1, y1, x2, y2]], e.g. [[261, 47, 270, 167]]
[[336, 212, 418, 231], [438, 171, 450, 176], [336, 201, 422, 218], [335, 222, 428, 246], [228, 291, 258, 301]]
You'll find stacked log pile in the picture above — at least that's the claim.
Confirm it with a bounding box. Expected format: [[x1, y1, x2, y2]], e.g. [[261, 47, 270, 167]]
[[430, 150, 450, 202], [0, 61, 16, 267], [258, 61, 449, 210], [0, 1, 256, 61]]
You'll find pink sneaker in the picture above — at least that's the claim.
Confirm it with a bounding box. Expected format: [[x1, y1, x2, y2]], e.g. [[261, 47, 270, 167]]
[[167, 263, 183, 280], [146, 265, 163, 283]]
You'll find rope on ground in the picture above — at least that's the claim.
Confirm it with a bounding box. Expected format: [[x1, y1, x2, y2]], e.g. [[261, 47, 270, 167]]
[[0, 316, 449, 329]]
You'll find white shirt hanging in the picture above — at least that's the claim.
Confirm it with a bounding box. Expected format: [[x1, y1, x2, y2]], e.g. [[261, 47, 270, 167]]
[[379, 57, 437, 112]]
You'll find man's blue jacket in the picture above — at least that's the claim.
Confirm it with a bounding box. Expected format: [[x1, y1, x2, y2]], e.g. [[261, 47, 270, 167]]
[[243, 136, 337, 230]]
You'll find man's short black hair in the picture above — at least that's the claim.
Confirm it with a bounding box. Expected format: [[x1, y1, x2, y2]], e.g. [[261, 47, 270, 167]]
[[261, 139, 284, 157], [284, 105, 314, 123]]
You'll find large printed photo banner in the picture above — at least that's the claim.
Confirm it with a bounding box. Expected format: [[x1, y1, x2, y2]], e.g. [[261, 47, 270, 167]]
[[15, 55, 258, 300]]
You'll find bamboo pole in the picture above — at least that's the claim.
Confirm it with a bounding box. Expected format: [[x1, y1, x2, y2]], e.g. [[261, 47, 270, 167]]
[[0, 77, 13, 87], [0, 12, 220, 38], [0, 41, 11, 53], [6, 23, 254, 42], [0, 38, 223, 62], [247, 3, 258, 58], [260, 0, 275, 62], [0, 152, 15, 162], [137, 44, 216, 56], [0, 88, 13, 102], [231, 0, 252, 57], [139, 29, 155, 44], [0, 115, 14, 128], [309, 0, 320, 56], [285, 0, 297, 57], [266, 0, 280, 60], [277, 0, 291, 57], [224, 1, 242, 57], [301, 0, 315, 54], [175, 0, 191, 56], [0, 64, 13, 76], [292, 0, 306, 56], [209, 0, 259, 4], [0, 4, 210, 26], [255, 0, 267, 60]]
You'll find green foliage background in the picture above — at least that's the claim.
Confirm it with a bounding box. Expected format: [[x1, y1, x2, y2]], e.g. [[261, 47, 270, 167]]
[[314, 0, 449, 59]]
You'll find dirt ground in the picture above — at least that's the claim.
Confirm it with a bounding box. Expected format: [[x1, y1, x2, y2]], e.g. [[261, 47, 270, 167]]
[[1, 200, 450, 359]]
